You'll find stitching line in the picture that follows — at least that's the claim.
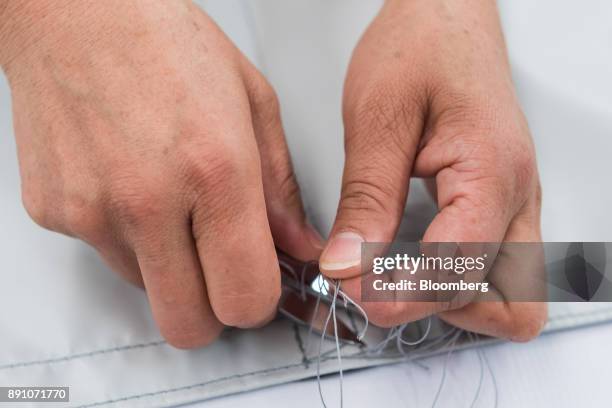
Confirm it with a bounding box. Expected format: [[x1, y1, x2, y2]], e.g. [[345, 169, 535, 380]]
[[76, 360, 324, 408], [0, 340, 166, 371], [77, 305, 612, 408], [78, 306, 612, 407], [545, 306, 612, 321], [292, 322, 309, 369], [1, 306, 611, 372]]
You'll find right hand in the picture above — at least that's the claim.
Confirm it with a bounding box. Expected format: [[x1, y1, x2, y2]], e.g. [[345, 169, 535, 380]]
[[0, 0, 323, 348]]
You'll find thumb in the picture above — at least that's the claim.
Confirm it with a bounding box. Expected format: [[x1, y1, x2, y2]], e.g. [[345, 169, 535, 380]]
[[320, 95, 424, 278]]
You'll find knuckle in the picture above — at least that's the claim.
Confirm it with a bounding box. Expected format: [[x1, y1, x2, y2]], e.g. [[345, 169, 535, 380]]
[[108, 181, 164, 229], [466, 180, 508, 213], [273, 164, 301, 207], [509, 321, 543, 343], [22, 191, 53, 230], [434, 96, 538, 190], [339, 176, 401, 220], [161, 321, 223, 350], [503, 304, 547, 342], [345, 82, 391, 127], [22, 182, 105, 240], [510, 142, 537, 186], [62, 194, 104, 240], [486, 303, 547, 343], [257, 141, 300, 210], [344, 79, 423, 150], [533, 179, 543, 210], [366, 302, 435, 328], [182, 145, 258, 234], [495, 141, 538, 211], [248, 73, 281, 120], [434, 91, 507, 134], [366, 305, 405, 328], [182, 143, 251, 192], [213, 287, 280, 328]]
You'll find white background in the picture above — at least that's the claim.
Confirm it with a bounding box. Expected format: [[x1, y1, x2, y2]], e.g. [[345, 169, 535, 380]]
[[0, 0, 611, 407]]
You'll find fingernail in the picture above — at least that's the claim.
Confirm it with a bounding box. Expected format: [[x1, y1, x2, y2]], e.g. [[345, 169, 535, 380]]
[[320, 231, 364, 271], [305, 223, 325, 251]]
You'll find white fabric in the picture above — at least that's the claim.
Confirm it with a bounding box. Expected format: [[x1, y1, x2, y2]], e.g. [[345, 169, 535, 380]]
[[0, 0, 611, 407], [200, 322, 612, 408]]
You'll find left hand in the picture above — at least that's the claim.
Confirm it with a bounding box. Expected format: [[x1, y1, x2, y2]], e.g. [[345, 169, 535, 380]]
[[319, 0, 546, 342]]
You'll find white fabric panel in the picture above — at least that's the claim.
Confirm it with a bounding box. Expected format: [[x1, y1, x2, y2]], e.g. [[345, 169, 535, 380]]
[[201, 322, 612, 408], [0, 0, 611, 407]]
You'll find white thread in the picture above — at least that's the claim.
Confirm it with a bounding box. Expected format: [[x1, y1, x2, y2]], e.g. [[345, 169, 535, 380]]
[[468, 332, 484, 408], [398, 316, 433, 346], [430, 329, 464, 408], [280, 265, 495, 408], [482, 346, 498, 408], [337, 287, 369, 341], [304, 276, 325, 355], [331, 284, 343, 408], [316, 279, 343, 408]]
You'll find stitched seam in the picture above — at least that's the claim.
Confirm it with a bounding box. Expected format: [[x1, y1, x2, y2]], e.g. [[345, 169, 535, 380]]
[[76, 361, 322, 408], [292, 322, 309, 368], [78, 308, 612, 408], [547, 306, 612, 321], [78, 350, 355, 408], [77, 305, 612, 408], [0, 340, 165, 371], [0, 306, 609, 407], [77, 306, 612, 407], [2, 305, 612, 371]]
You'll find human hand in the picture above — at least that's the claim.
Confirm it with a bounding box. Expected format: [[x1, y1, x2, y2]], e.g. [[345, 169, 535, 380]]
[[1, 0, 323, 348], [319, 0, 546, 341]]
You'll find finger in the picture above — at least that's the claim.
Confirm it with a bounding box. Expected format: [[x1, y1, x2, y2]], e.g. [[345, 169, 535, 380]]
[[414, 120, 536, 243], [125, 207, 223, 349], [243, 67, 324, 261], [95, 240, 144, 288], [319, 88, 426, 278], [338, 188, 544, 330], [438, 186, 547, 341], [188, 116, 281, 329], [38, 199, 147, 288], [342, 129, 538, 327], [414, 166, 519, 326]]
